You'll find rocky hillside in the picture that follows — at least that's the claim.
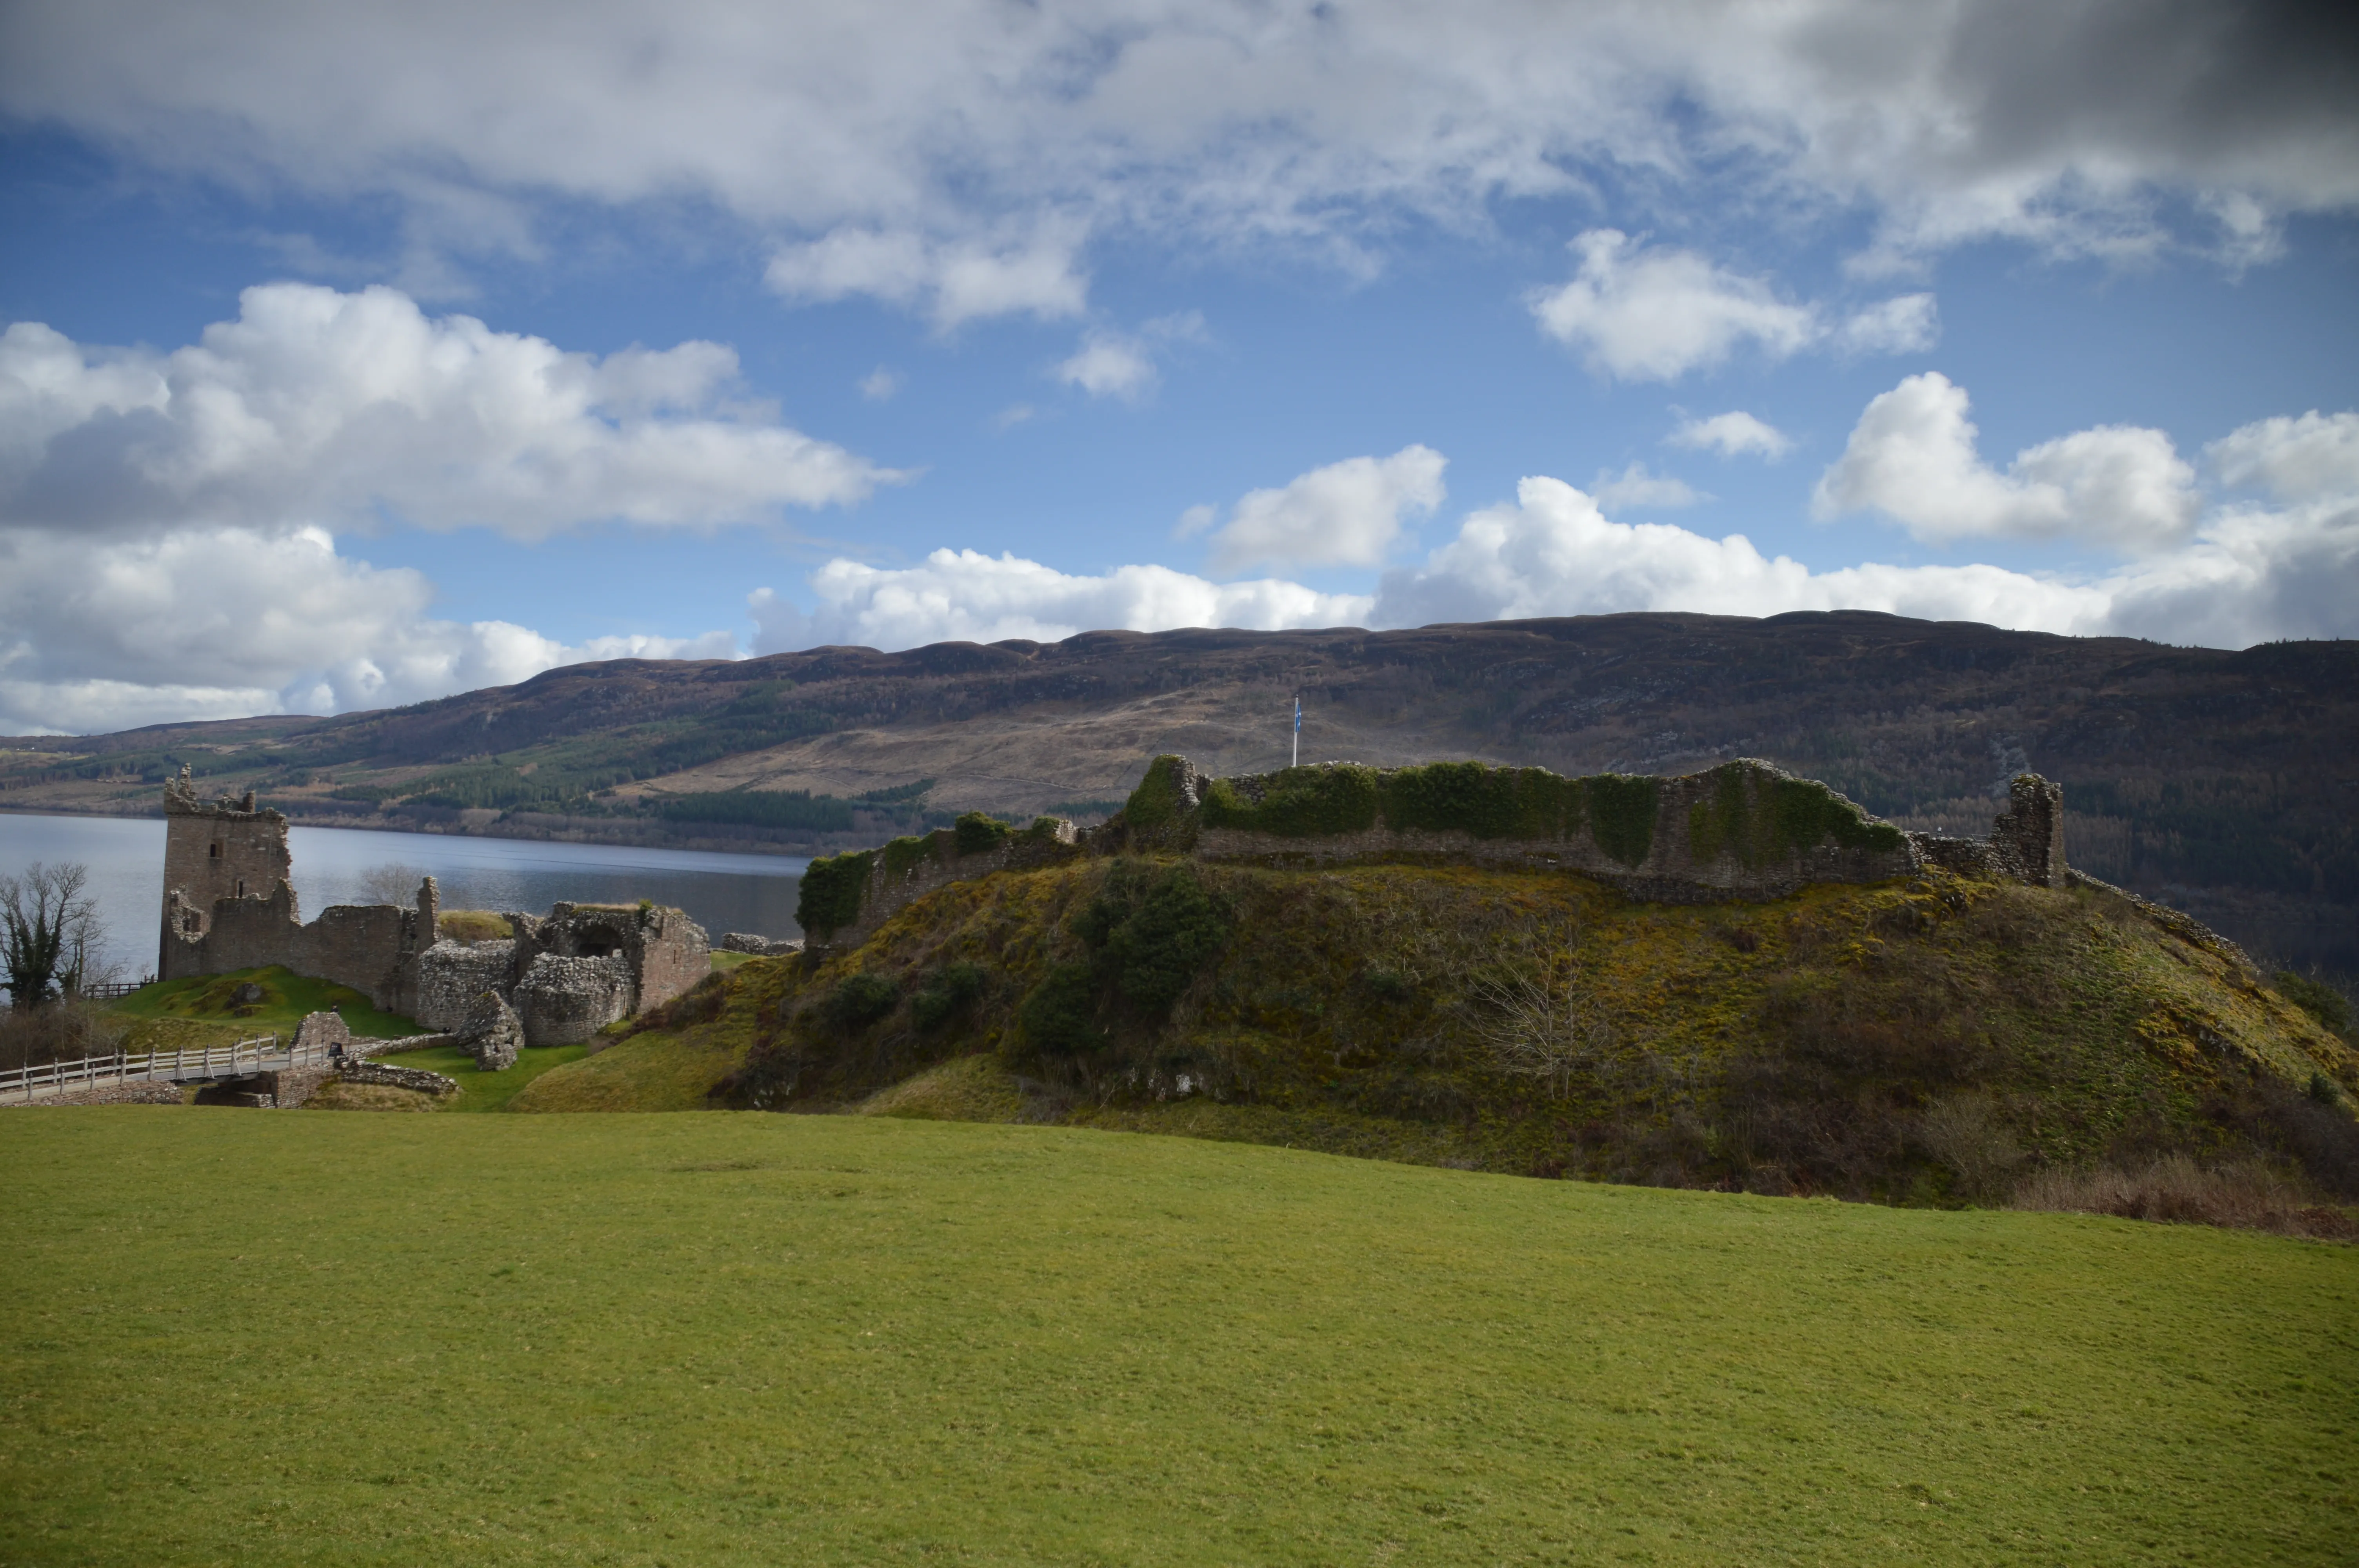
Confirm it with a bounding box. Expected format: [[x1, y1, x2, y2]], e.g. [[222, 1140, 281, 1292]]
[[4, 610, 2354, 973]]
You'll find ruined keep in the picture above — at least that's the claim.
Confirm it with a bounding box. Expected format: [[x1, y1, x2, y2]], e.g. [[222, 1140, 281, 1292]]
[[796, 754, 2072, 946], [160, 769, 436, 1014], [157, 770, 710, 1042]]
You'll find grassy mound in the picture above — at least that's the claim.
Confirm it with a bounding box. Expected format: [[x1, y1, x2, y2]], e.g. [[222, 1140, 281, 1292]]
[[711, 858, 2357, 1218], [109, 965, 423, 1047], [3, 1109, 2353, 1565], [509, 969, 774, 1113]]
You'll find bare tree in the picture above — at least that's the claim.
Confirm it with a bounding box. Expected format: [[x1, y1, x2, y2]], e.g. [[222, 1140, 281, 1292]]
[[356, 862, 427, 906], [1471, 941, 1614, 1100], [0, 862, 109, 1007]]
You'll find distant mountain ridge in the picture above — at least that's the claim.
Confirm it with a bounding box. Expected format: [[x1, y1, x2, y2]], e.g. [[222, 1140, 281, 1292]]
[[3, 611, 2354, 976]]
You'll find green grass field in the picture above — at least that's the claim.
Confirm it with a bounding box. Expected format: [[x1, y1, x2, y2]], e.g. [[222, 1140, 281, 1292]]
[[3, 1110, 2352, 1566], [111, 965, 423, 1040], [362, 1043, 593, 1111]]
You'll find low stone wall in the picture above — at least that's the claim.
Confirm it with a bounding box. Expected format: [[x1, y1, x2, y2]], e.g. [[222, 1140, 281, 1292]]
[[720, 933, 802, 956], [809, 820, 1083, 947], [340, 1059, 460, 1096]]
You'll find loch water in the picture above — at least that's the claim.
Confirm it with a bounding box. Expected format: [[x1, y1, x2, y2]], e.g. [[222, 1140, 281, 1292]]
[[0, 813, 806, 983]]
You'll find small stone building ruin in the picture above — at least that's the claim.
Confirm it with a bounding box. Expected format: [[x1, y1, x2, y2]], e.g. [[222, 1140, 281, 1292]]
[[158, 769, 708, 1044]]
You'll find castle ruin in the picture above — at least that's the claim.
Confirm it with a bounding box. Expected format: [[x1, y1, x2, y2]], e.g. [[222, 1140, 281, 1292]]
[[158, 769, 709, 1043]]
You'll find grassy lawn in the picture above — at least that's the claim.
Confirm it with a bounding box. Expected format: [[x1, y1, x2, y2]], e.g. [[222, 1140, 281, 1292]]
[[110, 965, 423, 1040], [2, 1111, 2353, 1567], [363, 1043, 592, 1111]]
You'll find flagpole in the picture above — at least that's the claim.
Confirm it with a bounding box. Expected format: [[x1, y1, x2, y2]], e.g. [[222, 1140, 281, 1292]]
[[1292, 694, 1300, 769]]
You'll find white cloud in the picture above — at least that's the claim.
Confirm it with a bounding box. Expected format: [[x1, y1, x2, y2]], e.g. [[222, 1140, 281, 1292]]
[[0, 524, 738, 733], [1055, 331, 1157, 401], [2208, 410, 2359, 502], [748, 399, 2359, 660], [764, 227, 1086, 329], [1529, 231, 1820, 381], [7, 4, 2348, 297], [859, 366, 901, 401], [1813, 372, 2200, 549], [1529, 232, 1936, 381], [748, 552, 1370, 654], [1667, 410, 1793, 460], [1590, 462, 1704, 511], [0, 285, 897, 541], [1834, 293, 1939, 355], [1203, 446, 1447, 573]]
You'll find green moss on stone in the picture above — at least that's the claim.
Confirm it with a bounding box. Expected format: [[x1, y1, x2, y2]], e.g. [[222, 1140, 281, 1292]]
[[954, 811, 1014, 854], [1376, 761, 1585, 840], [1688, 765, 1905, 868], [794, 848, 874, 936], [1200, 764, 1381, 837], [1122, 756, 1196, 831], [1585, 774, 1660, 867], [881, 834, 938, 880]]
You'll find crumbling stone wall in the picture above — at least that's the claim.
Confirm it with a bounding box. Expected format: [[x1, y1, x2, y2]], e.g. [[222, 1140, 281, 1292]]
[[513, 953, 634, 1046], [163, 873, 438, 1015], [414, 939, 518, 1031], [720, 933, 802, 956], [798, 755, 2082, 945], [800, 818, 1082, 946], [160, 768, 291, 968]]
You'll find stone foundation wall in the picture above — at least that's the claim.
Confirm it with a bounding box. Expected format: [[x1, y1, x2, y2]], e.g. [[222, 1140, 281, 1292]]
[[339, 1059, 460, 1095], [162, 877, 437, 1014]]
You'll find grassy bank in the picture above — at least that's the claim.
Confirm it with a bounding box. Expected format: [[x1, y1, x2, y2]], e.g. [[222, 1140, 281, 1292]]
[[2, 1109, 2353, 1566], [111, 965, 423, 1042], [356, 1042, 591, 1111]]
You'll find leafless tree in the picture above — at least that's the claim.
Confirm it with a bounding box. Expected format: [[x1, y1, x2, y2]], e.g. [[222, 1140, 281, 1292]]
[[357, 862, 427, 906], [1, 862, 109, 1007], [1471, 940, 1614, 1100]]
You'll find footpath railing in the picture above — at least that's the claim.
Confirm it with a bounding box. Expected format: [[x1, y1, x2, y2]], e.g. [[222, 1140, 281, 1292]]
[[0, 1033, 340, 1102]]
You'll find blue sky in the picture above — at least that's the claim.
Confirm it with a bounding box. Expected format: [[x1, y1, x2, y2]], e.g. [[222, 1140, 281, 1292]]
[[2, 1, 2355, 733]]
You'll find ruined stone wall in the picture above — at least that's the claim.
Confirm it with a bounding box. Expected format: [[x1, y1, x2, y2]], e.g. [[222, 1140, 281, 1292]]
[[813, 819, 1083, 947], [512, 902, 709, 1014], [413, 939, 518, 1031], [162, 877, 436, 1012], [1188, 759, 1917, 904], [514, 953, 634, 1045]]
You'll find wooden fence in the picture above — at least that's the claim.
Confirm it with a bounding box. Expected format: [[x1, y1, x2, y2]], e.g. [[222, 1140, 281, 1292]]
[[0, 1033, 339, 1102]]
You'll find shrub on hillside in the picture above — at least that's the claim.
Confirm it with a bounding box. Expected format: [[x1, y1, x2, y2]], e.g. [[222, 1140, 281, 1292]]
[[1016, 962, 1106, 1059], [2274, 971, 2352, 1035], [954, 812, 1014, 855], [2012, 1156, 2355, 1241], [911, 962, 988, 1031], [824, 973, 900, 1031]]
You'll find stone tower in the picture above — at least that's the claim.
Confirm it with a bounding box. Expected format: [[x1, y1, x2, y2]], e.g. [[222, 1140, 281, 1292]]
[[1990, 773, 2067, 889], [160, 767, 294, 970]]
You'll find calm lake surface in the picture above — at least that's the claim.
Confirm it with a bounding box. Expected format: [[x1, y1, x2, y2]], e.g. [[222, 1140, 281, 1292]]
[[0, 813, 805, 982]]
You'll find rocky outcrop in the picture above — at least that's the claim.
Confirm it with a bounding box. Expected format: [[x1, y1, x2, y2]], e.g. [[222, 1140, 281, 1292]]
[[513, 953, 634, 1047]]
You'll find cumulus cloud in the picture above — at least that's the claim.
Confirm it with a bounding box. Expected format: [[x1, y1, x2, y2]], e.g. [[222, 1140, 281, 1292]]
[[1529, 232, 1819, 381], [1589, 462, 1704, 511], [1201, 446, 1447, 573], [0, 285, 896, 541], [749, 399, 2359, 659], [1668, 410, 1793, 460], [0, 525, 737, 733], [1055, 332, 1157, 401], [6, 3, 2348, 296], [764, 227, 1087, 329], [1814, 373, 2200, 549], [1834, 293, 1940, 355], [2208, 410, 2359, 501], [1053, 313, 1205, 402], [747, 553, 1369, 654]]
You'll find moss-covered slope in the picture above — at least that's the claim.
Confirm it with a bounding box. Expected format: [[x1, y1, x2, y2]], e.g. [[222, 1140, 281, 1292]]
[[645, 855, 2359, 1211]]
